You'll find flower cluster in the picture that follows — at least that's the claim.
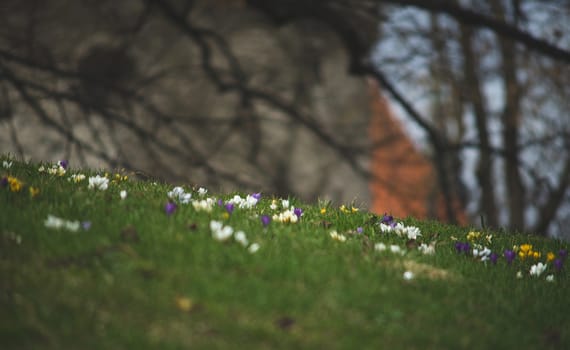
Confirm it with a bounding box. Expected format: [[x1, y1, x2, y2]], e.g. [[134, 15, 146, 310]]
[[378, 216, 421, 240], [329, 230, 347, 242], [88, 175, 109, 190], [227, 193, 260, 209], [38, 160, 67, 176], [168, 186, 192, 204], [210, 220, 259, 253], [271, 199, 303, 223], [454, 230, 568, 281], [44, 214, 84, 232]]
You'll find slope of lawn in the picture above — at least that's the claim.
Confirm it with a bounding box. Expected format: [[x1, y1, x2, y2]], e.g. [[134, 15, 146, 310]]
[[1, 155, 569, 349]]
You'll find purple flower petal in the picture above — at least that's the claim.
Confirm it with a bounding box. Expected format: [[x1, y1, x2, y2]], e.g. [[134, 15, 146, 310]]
[[356, 227, 364, 234], [252, 192, 262, 200], [504, 250, 516, 264], [261, 215, 271, 227], [165, 201, 177, 215], [225, 203, 235, 214], [490, 252, 498, 265], [82, 221, 92, 231], [217, 199, 224, 207], [293, 207, 303, 218], [554, 258, 564, 272], [58, 160, 68, 169]]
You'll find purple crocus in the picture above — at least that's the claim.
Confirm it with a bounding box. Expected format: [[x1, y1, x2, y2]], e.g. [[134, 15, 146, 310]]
[[554, 258, 564, 272], [58, 160, 68, 169], [455, 241, 471, 254], [261, 215, 271, 227], [217, 199, 224, 207], [504, 250, 516, 265], [252, 192, 262, 201], [490, 252, 498, 265], [0, 176, 7, 187], [82, 221, 92, 231], [165, 201, 177, 216], [293, 207, 303, 218], [356, 227, 364, 234], [381, 213, 396, 228], [225, 203, 235, 214]]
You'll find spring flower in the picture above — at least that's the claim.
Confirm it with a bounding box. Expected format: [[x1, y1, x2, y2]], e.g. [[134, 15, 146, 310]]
[[7, 176, 23, 192], [251, 193, 261, 201], [44, 215, 80, 232], [489, 252, 498, 265], [1, 176, 7, 187], [518, 244, 533, 260], [455, 242, 471, 254], [165, 201, 177, 215], [270, 200, 278, 210], [273, 209, 298, 223], [2, 160, 12, 169], [356, 227, 364, 234], [546, 275, 554, 282], [281, 199, 290, 209], [58, 160, 68, 169], [516, 271, 523, 279], [293, 207, 303, 218], [329, 230, 346, 242], [418, 243, 435, 255], [559, 249, 568, 260], [474, 247, 492, 261], [120, 190, 127, 200], [530, 262, 547, 277], [467, 231, 481, 242], [210, 220, 233, 241], [197, 187, 208, 196], [225, 203, 235, 214], [261, 215, 271, 227], [82, 221, 92, 231], [380, 214, 395, 227], [69, 174, 86, 183], [248, 243, 260, 254], [29, 186, 40, 198], [168, 186, 191, 204], [374, 243, 387, 252], [504, 250, 516, 264], [390, 245, 403, 254], [546, 252, 556, 262], [88, 175, 109, 190], [403, 271, 414, 280], [234, 231, 249, 247], [192, 198, 215, 212], [320, 208, 327, 214], [553, 258, 564, 272]]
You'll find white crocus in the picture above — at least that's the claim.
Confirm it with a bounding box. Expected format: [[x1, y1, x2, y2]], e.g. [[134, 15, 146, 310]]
[[403, 271, 415, 280], [88, 175, 109, 190], [2, 160, 12, 169], [168, 186, 191, 204], [530, 262, 547, 277], [374, 243, 387, 252], [248, 243, 260, 254], [210, 220, 233, 241], [197, 187, 208, 196], [120, 190, 127, 200], [418, 243, 435, 255], [234, 231, 249, 247]]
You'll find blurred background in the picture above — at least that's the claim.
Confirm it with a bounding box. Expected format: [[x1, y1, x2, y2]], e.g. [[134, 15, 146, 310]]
[[1, 0, 569, 238]]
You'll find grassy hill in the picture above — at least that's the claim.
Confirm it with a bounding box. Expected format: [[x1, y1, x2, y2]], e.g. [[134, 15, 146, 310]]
[[1, 155, 569, 349]]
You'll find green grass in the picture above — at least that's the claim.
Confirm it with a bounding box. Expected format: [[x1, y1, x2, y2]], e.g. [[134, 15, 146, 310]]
[[1, 155, 569, 349]]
